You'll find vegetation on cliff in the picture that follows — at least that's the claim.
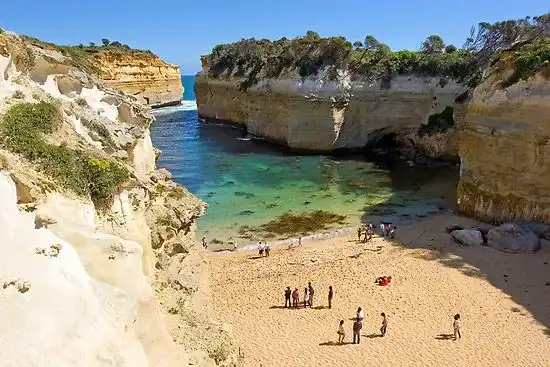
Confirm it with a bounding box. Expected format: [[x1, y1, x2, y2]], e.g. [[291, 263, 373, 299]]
[[202, 13, 550, 90], [0, 102, 129, 204]]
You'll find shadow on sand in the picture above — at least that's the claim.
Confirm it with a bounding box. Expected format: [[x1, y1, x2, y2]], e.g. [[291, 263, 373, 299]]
[[319, 341, 353, 346], [435, 334, 455, 341], [364, 333, 383, 339], [364, 207, 550, 338]]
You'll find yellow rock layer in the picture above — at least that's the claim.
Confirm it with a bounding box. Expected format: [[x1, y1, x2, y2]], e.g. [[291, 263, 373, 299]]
[[93, 51, 183, 107]]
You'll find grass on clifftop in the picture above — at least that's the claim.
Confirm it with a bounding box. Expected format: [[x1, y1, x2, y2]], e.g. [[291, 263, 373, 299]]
[[0, 102, 129, 204], [501, 36, 550, 87]]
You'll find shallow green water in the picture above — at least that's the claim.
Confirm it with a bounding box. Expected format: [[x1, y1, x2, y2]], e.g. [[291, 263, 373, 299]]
[[150, 104, 458, 249]]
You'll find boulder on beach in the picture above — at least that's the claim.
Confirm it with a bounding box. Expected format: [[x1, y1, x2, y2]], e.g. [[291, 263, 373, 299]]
[[445, 224, 464, 234], [450, 229, 484, 247], [509, 221, 550, 240], [487, 223, 540, 254]]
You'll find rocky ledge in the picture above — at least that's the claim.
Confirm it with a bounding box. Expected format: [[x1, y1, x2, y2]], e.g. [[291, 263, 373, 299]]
[[0, 30, 238, 366]]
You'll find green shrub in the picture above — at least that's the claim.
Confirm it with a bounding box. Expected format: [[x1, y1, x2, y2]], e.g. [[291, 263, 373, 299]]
[[502, 37, 550, 87], [81, 118, 117, 149], [75, 97, 88, 107], [418, 106, 455, 136], [0, 102, 129, 204], [12, 90, 25, 99]]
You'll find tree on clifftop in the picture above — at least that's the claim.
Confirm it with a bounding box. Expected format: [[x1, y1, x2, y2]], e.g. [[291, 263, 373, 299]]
[[422, 35, 445, 53], [306, 30, 321, 40], [101, 38, 110, 47], [353, 41, 363, 49]]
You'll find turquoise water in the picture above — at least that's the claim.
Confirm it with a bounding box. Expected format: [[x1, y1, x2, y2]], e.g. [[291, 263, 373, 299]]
[[182, 75, 195, 101], [150, 76, 458, 248]]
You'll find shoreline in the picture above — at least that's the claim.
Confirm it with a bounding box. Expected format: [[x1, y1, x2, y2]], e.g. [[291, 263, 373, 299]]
[[209, 209, 459, 253]]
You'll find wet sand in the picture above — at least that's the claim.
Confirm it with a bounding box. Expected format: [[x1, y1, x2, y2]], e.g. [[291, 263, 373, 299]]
[[208, 213, 550, 367]]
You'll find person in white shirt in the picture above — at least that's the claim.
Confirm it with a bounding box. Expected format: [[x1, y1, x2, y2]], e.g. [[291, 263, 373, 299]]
[[357, 307, 365, 322], [258, 242, 264, 256]]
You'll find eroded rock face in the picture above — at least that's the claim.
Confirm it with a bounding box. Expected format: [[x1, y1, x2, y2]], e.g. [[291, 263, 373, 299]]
[[93, 51, 183, 108], [458, 69, 550, 223], [195, 74, 466, 153]]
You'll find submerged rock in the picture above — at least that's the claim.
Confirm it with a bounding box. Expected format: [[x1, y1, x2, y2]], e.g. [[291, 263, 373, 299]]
[[450, 229, 484, 247], [487, 223, 540, 254]]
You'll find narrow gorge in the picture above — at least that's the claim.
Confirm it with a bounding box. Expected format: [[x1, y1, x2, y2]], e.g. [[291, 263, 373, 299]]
[[196, 18, 550, 225]]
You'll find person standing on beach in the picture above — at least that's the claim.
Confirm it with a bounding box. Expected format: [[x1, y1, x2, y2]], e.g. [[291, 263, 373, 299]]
[[328, 286, 334, 309], [357, 227, 362, 242], [380, 223, 385, 236], [298, 237, 302, 246], [356, 307, 365, 322], [337, 320, 346, 344], [258, 242, 264, 257], [453, 314, 462, 340], [202, 236, 207, 249], [352, 319, 362, 344], [284, 287, 292, 308], [264, 243, 270, 257], [308, 282, 315, 307], [292, 288, 300, 307], [380, 313, 388, 336], [303, 287, 309, 308]]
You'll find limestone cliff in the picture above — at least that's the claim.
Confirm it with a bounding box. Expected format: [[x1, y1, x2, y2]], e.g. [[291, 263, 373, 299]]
[[0, 31, 237, 366], [196, 73, 466, 155], [458, 62, 550, 223], [93, 50, 183, 108]]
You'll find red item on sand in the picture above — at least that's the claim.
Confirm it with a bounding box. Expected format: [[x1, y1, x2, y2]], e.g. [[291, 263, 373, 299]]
[[380, 278, 389, 286]]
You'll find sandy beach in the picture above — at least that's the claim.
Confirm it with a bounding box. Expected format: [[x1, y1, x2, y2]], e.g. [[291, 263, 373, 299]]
[[208, 213, 550, 367]]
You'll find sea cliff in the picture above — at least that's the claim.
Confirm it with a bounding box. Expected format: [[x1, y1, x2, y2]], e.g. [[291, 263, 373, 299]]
[[458, 38, 550, 223], [0, 30, 237, 366], [195, 73, 465, 156], [93, 50, 184, 108]]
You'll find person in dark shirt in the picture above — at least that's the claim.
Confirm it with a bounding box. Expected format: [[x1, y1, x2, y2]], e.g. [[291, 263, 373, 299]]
[[308, 282, 314, 307], [353, 319, 362, 344], [328, 286, 334, 309], [284, 286, 291, 308]]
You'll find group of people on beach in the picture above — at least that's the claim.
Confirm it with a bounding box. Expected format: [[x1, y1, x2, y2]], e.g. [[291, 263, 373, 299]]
[[338, 308, 388, 344], [257, 241, 270, 256], [358, 222, 396, 243], [284, 282, 320, 308]]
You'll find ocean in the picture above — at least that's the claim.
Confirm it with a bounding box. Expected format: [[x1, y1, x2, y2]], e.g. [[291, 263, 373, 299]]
[[150, 75, 458, 248]]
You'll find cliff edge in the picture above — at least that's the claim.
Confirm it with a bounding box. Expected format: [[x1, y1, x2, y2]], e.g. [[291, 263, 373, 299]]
[[458, 36, 550, 223], [0, 30, 237, 366]]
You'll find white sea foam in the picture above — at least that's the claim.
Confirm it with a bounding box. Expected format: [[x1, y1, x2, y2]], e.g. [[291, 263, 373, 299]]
[[151, 100, 197, 115]]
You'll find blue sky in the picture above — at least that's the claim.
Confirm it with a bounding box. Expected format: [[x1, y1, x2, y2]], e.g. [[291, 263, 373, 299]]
[[1, 0, 548, 74]]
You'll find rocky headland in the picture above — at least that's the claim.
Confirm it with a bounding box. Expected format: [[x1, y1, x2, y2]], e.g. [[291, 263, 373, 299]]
[[21, 35, 184, 108], [0, 29, 237, 366], [196, 15, 550, 227]]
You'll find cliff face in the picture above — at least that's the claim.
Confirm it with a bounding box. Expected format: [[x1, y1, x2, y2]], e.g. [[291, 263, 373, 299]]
[[0, 31, 237, 366], [458, 65, 550, 223], [196, 73, 466, 154], [93, 51, 183, 108]]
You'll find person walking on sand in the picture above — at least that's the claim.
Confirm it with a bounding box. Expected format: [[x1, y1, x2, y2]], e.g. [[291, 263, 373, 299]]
[[303, 287, 309, 308], [292, 288, 300, 307], [353, 319, 362, 344], [328, 286, 334, 309], [380, 222, 385, 236], [202, 236, 207, 249], [284, 287, 292, 308], [357, 227, 362, 242], [298, 237, 302, 246], [380, 312, 388, 336], [337, 320, 345, 344], [264, 243, 270, 257], [453, 314, 462, 340], [308, 282, 315, 307]]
